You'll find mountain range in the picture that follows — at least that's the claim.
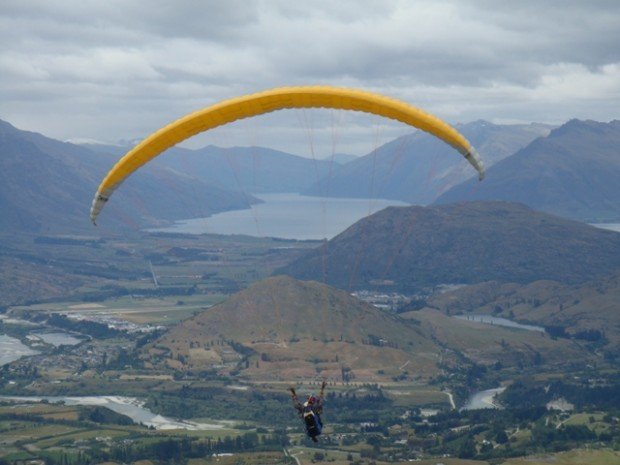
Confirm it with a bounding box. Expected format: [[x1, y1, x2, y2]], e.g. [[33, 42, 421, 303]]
[[303, 120, 553, 204], [0, 119, 257, 233], [277, 201, 620, 291], [3, 117, 619, 235], [3, 115, 619, 382], [435, 119, 620, 222], [84, 142, 338, 194]]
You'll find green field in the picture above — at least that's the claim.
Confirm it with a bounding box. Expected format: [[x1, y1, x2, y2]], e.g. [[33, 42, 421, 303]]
[[502, 448, 620, 465], [0, 230, 319, 310], [14, 294, 226, 326], [0, 401, 254, 464], [383, 385, 452, 407]]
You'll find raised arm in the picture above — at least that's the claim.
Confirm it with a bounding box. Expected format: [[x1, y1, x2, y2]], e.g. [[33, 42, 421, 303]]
[[289, 387, 302, 412], [315, 381, 327, 411]]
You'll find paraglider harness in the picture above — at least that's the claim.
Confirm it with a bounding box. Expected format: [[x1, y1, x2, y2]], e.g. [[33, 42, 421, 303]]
[[289, 382, 326, 442], [302, 402, 323, 439]]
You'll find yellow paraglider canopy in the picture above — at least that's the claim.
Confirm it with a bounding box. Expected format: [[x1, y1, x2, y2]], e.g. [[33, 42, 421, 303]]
[[90, 86, 485, 224]]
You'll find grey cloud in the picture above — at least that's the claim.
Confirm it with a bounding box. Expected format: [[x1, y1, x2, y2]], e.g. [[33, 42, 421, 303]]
[[2, 0, 260, 41], [1, 0, 619, 153], [258, 1, 620, 88]]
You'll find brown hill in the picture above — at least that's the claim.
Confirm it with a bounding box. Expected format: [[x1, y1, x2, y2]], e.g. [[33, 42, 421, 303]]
[[144, 276, 599, 382], [145, 276, 442, 382]]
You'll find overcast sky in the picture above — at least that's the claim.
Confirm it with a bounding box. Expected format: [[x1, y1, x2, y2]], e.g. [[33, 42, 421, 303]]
[[1, 0, 619, 156]]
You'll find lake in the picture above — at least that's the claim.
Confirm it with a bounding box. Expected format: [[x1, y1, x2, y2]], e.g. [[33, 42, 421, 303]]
[[454, 314, 545, 333], [592, 223, 620, 233], [31, 332, 84, 347], [150, 193, 409, 240], [0, 334, 39, 366], [0, 395, 226, 430]]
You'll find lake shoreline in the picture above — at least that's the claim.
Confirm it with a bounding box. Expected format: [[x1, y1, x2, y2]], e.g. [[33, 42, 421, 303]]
[[148, 193, 409, 240]]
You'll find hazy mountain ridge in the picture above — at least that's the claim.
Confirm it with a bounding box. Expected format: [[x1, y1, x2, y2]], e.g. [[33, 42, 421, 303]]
[[0, 123, 94, 232], [323, 153, 358, 165], [303, 120, 553, 204], [83, 142, 339, 194], [0, 119, 258, 233], [276, 201, 620, 291], [435, 119, 620, 222], [5, 116, 616, 236]]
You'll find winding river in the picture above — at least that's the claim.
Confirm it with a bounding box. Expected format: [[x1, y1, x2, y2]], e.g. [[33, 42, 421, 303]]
[[0, 395, 226, 430], [461, 387, 506, 410]]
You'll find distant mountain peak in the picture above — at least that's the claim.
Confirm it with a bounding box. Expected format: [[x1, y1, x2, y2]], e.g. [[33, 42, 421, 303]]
[[460, 119, 495, 128], [436, 119, 620, 222], [0, 118, 24, 135], [302, 121, 554, 204], [549, 118, 620, 138]]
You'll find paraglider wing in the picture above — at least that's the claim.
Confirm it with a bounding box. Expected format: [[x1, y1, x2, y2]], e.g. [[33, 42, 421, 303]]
[[90, 86, 485, 224]]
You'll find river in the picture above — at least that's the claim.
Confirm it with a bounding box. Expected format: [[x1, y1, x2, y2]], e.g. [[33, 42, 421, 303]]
[[0, 395, 226, 430], [454, 314, 545, 333], [149, 193, 409, 240], [461, 387, 506, 410]]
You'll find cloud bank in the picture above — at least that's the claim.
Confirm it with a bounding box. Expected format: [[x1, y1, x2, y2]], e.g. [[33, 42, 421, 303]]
[[1, 0, 619, 155]]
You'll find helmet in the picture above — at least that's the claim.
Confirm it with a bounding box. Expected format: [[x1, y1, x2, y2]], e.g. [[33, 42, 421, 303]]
[[307, 395, 317, 404]]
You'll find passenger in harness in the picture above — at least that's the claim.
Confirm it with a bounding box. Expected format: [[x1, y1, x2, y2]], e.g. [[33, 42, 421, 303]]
[[289, 381, 326, 442]]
